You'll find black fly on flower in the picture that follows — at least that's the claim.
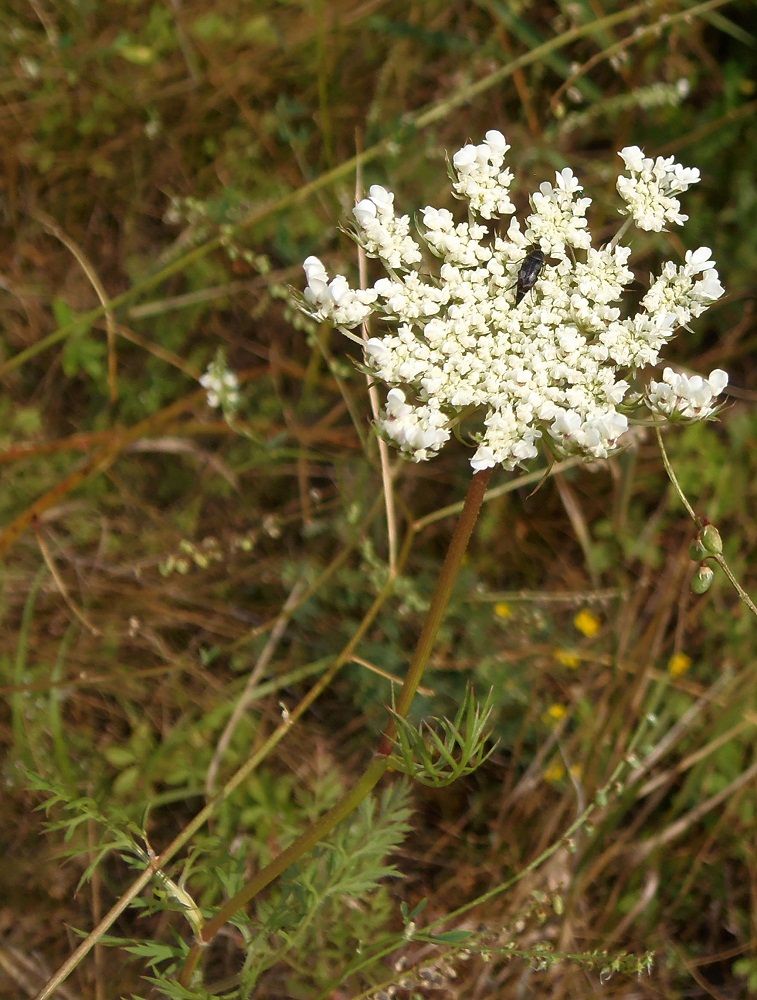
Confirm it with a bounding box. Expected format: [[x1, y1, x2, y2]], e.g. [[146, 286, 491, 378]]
[[515, 248, 547, 305]]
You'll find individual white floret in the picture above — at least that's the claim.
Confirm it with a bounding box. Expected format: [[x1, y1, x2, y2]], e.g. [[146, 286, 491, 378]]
[[645, 367, 729, 419], [683, 246, 717, 276]]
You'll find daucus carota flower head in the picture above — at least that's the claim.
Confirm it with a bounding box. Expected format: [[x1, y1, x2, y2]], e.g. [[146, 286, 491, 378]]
[[299, 132, 727, 471]]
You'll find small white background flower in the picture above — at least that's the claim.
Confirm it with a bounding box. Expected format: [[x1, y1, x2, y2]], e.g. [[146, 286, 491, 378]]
[[201, 351, 241, 414]]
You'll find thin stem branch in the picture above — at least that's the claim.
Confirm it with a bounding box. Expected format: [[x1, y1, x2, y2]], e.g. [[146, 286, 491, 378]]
[[656, 425, 757, 617], [355, 132, 400, 574], [655, 425, 697, 521], [205, 576, 309, 797]]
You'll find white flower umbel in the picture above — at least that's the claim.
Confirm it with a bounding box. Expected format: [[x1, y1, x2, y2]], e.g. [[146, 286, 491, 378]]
[[300, 131, 726, 470]]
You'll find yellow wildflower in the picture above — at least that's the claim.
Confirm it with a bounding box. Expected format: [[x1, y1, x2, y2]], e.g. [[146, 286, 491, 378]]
[[554, 648, 581, 669], [668, 652, 693, 678], [544, 761, 566, 783], [574, 609, 601, 638], [542, 703, 568, 725]]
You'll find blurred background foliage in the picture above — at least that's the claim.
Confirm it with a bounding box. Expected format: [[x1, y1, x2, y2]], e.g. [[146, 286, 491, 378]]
[[1, 0, 757, 997]]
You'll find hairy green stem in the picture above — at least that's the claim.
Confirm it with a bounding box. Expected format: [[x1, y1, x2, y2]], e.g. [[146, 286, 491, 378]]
[[377, 468, 492, 754], [178, 467, 492, 987]]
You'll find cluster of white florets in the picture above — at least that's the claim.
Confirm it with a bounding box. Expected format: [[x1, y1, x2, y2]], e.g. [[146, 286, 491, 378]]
[[300, 131, 727, 471], [616, 146, 701, 232], [646, 367, 729, 420], [449, 129, 515, 219], [200, 352, 241, 414], [352, 185, 423, 270]]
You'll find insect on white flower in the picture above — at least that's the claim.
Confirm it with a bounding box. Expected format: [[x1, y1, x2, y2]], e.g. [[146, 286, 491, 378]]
[[299, 132, 727, 470]]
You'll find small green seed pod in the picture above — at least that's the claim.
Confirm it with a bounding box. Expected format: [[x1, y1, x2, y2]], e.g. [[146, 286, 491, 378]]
[[700, 524, 723, 556], [689, 538, 708, 561], [691, 564, 714, 594]]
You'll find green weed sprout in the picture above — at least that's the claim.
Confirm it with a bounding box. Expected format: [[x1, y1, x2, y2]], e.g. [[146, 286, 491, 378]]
[[387, 685, 497, 786]]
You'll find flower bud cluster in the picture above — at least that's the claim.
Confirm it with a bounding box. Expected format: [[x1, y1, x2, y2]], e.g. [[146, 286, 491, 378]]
[[300, 132, 727, 470]]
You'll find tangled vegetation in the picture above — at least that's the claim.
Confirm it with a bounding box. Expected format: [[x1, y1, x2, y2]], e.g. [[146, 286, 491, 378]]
[[1, 2, 757, 998]]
